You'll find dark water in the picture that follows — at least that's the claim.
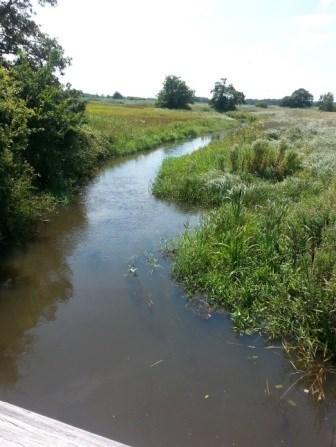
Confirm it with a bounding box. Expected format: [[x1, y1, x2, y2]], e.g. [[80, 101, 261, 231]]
[[0, 136, 336, 447]]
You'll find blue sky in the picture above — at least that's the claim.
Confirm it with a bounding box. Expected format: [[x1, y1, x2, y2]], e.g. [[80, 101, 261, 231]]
[[36, 0, 336, 99]]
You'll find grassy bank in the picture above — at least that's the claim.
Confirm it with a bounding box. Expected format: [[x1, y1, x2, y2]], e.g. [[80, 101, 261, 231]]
[[0, 99, 234, 254], [153, 107, 336, 398], [86, 102, 235, 156]]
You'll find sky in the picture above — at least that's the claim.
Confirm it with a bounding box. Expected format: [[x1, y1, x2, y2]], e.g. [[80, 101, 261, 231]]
[[35, 0, 336, 99]]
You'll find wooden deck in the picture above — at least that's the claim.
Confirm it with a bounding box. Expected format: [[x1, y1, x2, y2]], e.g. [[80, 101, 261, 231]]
[[0, 400, 132, 446]]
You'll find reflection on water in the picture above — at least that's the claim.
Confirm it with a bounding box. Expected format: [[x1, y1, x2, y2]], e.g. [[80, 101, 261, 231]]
[[0, 201, 87, 386], [0, 136, 336, 447]]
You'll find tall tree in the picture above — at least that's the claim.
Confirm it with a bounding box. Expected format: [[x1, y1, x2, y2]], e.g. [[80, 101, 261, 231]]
[[0, 0, 98, 250], [157, 75, 195, 110], [281, 89, 313, 108], [318, 92, 334, 112], [0, 0, 68, 69], [112, 91, 123, 100], [209, 78, 245, 113]]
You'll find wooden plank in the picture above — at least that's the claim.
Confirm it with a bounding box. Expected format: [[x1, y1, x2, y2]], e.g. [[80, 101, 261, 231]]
[[0, 400, 132, 447]]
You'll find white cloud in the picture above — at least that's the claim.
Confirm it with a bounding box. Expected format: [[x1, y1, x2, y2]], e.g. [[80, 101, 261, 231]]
[[320, 0, 336, 7], [295, 13, 336, 28], [290, 13, 336, 50]]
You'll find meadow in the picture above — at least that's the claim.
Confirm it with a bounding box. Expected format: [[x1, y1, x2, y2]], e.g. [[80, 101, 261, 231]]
[[153, 107, 336, 398], [86, 102, 235, 156]]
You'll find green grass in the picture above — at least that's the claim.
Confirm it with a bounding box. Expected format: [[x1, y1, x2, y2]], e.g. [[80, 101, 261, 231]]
[[153, 107, 336, 398], [86, 102, 236, 156]]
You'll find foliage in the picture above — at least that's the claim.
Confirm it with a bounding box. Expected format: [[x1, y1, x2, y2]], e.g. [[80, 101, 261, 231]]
[[209, 78, 245, 113], [0, 66, 55, 247], [0, 0, 69, 70], [156, 75, 195, 110], [281, 88, 314, 108], [13, 54, 96, 192], [112, 91, 123, 100], [0, 0, 103, 251], [318, 92, 335, 112]]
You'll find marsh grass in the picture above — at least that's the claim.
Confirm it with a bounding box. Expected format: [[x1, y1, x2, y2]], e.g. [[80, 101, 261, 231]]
[[86, 102, 235, 157], [153, 106, 336, 397]]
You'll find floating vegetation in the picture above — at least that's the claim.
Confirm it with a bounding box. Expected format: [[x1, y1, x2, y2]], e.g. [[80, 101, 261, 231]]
[[127, 264, 138, 276]]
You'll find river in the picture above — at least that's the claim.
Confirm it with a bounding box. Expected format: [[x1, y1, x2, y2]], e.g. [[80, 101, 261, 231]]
[[0, 136, 335, 446]]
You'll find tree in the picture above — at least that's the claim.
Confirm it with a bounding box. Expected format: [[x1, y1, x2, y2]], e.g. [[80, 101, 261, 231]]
[[0, 0, 101, 251], [112, 91, 123, 100], [0, 0, 68, 68], [318, 92, 334, 112], [0, 66, 37, 246], [157, 75, 195, 109], [13, 54, 92, 191], [281, 89, 313, 108], [209, 78, 245, 113]]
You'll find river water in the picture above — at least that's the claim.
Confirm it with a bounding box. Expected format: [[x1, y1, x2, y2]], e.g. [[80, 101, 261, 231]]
[[0, 136, 335, 446]]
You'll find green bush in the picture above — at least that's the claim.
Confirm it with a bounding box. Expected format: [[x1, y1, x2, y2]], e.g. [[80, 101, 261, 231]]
[[0, 67, 56, 247], [0, 58, 103, 251]]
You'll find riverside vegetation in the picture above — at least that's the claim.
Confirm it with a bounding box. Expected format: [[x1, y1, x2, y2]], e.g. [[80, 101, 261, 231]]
[[0, 92, 233, 253], [0, 0, 234, 253], [153, 107, 336, 398]]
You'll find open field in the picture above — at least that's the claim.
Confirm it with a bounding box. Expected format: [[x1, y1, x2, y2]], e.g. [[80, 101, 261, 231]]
[[86, 102, 234, 156], [153, 106, 336, 398]]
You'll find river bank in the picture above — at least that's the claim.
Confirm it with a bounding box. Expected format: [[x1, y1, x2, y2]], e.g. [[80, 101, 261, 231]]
[[153, 106, 336, 398]]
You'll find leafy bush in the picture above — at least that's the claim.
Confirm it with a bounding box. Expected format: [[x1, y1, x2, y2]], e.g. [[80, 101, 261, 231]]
[[0, 55, 102, 251], [0, 67, 56, 247], [0, 0, 104, 252]]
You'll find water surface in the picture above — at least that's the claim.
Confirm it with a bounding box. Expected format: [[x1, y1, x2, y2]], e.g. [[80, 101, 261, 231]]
[[0, 136, 336, 447]]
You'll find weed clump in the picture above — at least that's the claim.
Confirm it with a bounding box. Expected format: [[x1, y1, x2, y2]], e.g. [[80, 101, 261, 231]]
[[230, 139, 301, 181]]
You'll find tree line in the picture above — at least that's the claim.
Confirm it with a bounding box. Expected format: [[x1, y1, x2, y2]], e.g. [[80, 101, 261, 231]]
[[156, 75, 245, 112], [280, 88, 335, 111], [156, 76, 335, 112]]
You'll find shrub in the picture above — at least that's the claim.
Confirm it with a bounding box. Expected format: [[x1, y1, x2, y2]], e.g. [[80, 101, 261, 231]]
[[0, 67, 56, 248]]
